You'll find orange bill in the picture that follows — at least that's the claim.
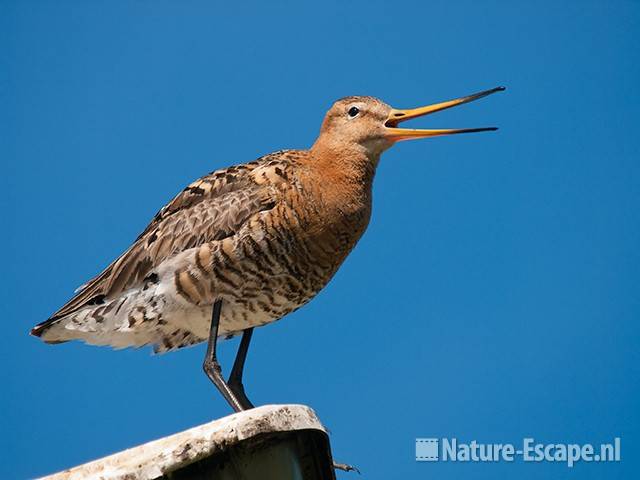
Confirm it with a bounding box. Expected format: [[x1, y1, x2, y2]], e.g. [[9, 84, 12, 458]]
[[384, 86, 505, 141]]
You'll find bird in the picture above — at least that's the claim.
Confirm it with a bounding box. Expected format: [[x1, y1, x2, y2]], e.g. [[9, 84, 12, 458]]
[[31, 86, 504, 412]]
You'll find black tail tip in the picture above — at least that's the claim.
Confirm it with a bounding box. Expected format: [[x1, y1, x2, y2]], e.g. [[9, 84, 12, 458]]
[[31, 319, 68, 344], [30, 327, 45, 338], [30, 320, 52, 338]]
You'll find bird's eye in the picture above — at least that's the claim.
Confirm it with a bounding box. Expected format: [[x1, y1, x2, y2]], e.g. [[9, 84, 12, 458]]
[[348, 106, 360, 118]]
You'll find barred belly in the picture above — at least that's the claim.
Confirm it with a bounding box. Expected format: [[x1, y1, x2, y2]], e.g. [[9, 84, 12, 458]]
[[166, 206, 346, 343]]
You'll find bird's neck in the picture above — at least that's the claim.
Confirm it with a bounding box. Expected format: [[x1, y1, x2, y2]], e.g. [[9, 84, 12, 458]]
[[308, 139, 379, 192], [299, 139, 379, 231]]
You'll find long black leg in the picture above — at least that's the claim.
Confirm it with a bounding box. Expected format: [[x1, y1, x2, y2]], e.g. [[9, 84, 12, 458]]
[[228, 328, 255, 410], [202, 300, 244, 412]]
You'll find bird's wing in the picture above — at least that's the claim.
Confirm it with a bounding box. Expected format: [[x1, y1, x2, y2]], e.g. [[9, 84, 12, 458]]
[[47, 161, 278, 321]]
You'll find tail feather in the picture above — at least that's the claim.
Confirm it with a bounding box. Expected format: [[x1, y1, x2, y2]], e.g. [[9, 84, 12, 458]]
[[30, 318, 67, 344], [31, 291, 159, 348], [31, 290, 207, 353]]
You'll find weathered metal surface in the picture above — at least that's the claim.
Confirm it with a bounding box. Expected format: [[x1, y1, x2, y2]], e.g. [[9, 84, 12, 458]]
[[39, 404, 332, 480]]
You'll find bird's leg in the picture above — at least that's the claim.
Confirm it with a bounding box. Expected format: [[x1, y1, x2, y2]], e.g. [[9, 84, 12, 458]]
[[228, 328, 255, 410], [202, 300, 244, 412]]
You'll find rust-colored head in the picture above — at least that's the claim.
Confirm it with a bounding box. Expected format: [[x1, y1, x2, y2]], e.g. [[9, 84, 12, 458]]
[[313, 86, 505, 159]]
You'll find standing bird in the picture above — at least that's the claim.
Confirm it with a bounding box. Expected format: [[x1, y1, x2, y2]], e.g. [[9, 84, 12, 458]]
[[31, 87, 504, 412]]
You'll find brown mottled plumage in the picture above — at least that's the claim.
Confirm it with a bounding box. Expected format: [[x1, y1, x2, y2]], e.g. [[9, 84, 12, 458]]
[[31, 87, 503, 409]]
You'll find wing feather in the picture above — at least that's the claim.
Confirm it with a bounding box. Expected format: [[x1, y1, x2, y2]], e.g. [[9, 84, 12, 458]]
[[42, 162, 276, 323]]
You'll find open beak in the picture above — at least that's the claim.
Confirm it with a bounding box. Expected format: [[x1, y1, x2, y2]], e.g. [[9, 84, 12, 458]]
[[384, 86, 505, 141]]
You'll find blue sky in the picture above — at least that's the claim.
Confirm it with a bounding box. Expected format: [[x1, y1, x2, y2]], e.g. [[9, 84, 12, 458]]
[[2, 1, 639, 478]]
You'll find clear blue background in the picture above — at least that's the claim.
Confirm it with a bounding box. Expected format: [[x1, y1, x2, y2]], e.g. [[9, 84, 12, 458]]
[[2, 1, 638, 478]]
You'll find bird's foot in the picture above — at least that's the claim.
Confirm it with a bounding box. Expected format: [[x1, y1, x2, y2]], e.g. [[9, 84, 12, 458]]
[[333, 461, 360, 474]]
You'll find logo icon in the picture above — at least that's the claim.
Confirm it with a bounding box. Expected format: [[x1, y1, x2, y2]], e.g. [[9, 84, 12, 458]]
[[416, 438, 439, 462]]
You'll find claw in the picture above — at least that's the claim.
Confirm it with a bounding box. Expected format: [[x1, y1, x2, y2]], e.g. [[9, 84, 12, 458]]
[[333, 462, 361, 474]]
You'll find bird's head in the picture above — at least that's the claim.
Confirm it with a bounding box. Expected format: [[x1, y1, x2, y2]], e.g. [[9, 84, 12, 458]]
[[313, 86, 505, 160]]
